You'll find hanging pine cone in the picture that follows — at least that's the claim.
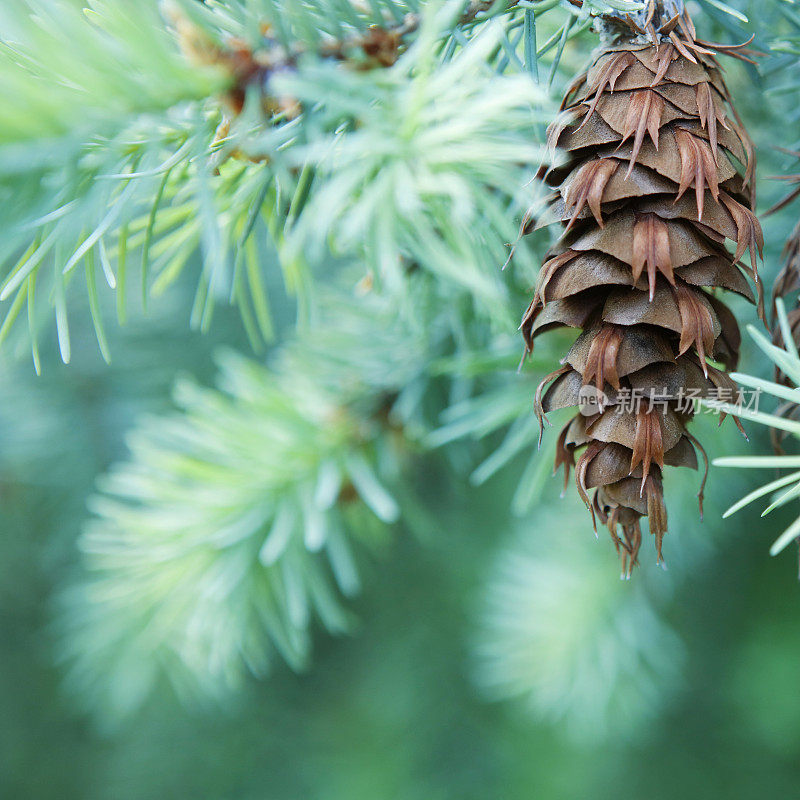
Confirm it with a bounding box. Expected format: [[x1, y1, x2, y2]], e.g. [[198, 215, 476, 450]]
[[764, 155, 800, 449], [524, 1, 763, 575], [767, 155, 800, 356]]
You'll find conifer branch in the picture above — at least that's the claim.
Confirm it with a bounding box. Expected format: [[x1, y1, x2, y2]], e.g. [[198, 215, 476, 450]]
[[57, 287, 442, 717], [709, 300, 800, 570], [0, 0, 562, 365]]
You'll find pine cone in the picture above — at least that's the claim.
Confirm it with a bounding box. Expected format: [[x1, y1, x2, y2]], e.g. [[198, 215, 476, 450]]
[[770, 167, 800, 321], [765, 156, 800, 449], [524, 5, 763, 575]]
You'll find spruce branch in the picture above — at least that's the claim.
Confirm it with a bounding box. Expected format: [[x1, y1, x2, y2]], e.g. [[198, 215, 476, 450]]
[[271, 20, 552, 310], [0, 0, 563, 365], [0, 0, 245, 365], [709, 299, 800, 569], [56, 287, 443, 719]]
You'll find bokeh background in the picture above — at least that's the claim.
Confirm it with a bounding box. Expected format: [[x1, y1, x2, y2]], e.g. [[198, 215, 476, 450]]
[[3, 1, 800, 798]]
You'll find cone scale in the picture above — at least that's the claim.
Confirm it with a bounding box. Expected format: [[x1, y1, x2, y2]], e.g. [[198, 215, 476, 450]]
[[525, 0, 763, 575]]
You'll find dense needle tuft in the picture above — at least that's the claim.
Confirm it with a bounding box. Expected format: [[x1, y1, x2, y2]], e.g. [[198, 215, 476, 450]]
[[524, 0, 762, 575]]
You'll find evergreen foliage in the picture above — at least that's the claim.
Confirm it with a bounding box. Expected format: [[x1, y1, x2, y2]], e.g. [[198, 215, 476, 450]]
[[710, 299, 800, 562], [3, 0, 800, 768]]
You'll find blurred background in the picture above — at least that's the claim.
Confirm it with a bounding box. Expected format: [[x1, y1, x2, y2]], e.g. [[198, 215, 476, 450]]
[[3, 0, 800, 798]]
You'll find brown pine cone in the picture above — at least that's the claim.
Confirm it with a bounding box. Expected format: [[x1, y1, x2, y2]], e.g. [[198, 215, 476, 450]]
[[767, 155, 800, 356], [523, 4, 763, 575], [764, 156, 800, 451]]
